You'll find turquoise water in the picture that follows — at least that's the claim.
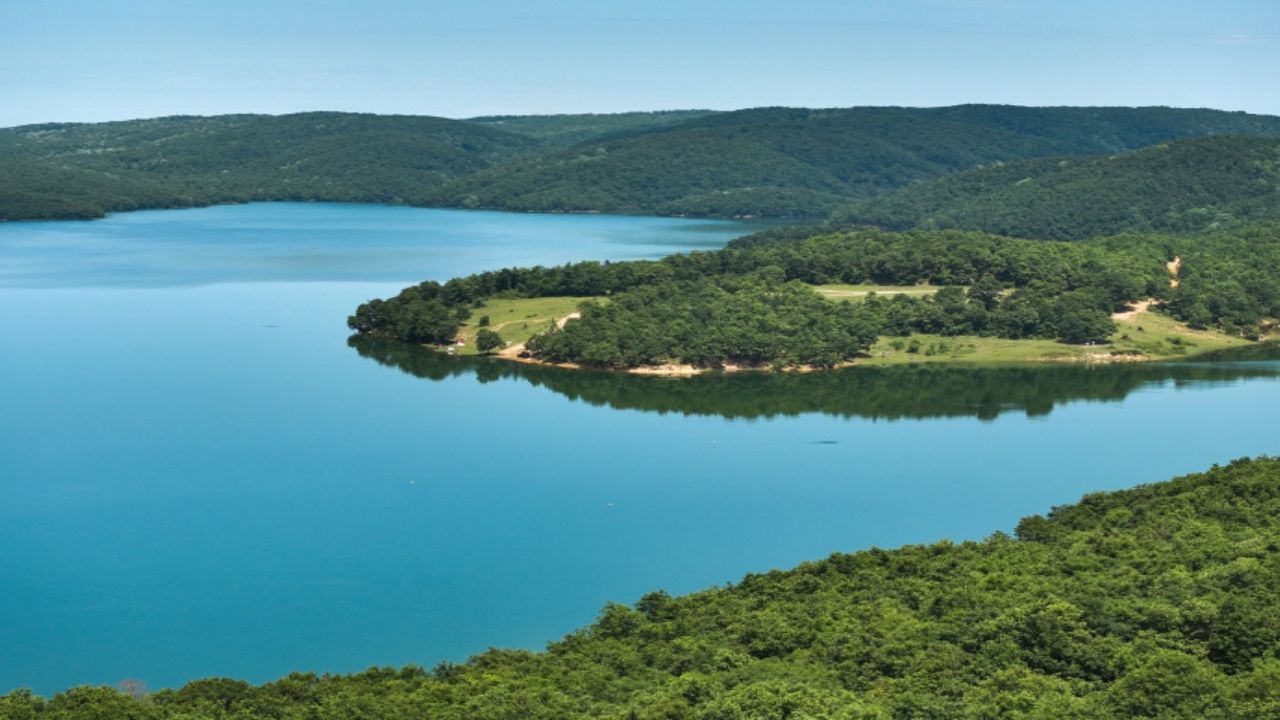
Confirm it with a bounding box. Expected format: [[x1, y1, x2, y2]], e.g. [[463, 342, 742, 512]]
[[2, 203, 1278, 696]]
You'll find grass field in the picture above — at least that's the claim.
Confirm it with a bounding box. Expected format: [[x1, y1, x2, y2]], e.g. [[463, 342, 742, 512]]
[[858, 307, 1250, 366], [451, 296, 592, 355], [1109, 309, 1251, 357], [813, 283, 942, 300], [446, 295, 1252, 367]]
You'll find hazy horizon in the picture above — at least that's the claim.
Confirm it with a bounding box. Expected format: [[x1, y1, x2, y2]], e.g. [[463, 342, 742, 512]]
[[3, 0, 1276, 127], [3, 101, 1278, 131]]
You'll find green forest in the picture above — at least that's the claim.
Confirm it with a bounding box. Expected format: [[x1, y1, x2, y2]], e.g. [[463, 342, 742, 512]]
[[5, 457, 1280, 719], [0, 113, 542, 220], [349, 222, 1280, 369], [4, 105, 1280, 221], [834, 136, 1280, 240], [8, 105, 1280, 718]]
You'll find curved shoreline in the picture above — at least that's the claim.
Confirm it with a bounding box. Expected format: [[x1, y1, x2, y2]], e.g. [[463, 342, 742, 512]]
[[452, 300, 1270, 376], [454, 341, 1271, 377]]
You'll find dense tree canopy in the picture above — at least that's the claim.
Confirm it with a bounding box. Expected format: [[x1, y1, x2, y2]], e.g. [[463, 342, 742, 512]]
[[352, 225, 1268, 368], [4, 106, 1279, 220], [6, 457, 1280, 719], [834, 136, 1280, 240], [427, 106, 1280, 218], [0, 113, 542, 220]]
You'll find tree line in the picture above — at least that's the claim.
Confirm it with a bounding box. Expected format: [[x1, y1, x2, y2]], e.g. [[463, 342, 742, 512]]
[[834, 136, 1280, 240], [6, 106, 1280, 221], [350, 226, 1270, 368]]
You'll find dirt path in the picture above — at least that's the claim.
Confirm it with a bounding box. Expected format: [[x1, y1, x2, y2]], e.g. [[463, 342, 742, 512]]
[[496, 311, 580, 358], [1112, 299, 1153, 321], [818, 289, 920, 298], [1111, 257, 1183, 320]]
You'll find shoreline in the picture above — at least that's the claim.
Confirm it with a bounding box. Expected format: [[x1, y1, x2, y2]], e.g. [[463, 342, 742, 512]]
[[450, 340, 1271, 377], [461, 301, 1268, 375]]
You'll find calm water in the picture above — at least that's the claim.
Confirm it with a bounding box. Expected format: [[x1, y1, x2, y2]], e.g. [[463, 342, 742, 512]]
[[2, 203, 1278, 696]]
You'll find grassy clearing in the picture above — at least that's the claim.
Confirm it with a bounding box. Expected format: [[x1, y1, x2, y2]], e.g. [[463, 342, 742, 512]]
[[449, 296, 1251, 366], [1110, 308, 1250, 357], [813, 283, 942, 300], [861, 335, 1087, 365], [452, 296, 593, 355], [859, 307, 1251, 366]]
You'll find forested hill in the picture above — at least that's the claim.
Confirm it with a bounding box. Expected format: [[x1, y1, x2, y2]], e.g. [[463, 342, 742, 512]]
[[0, 112, 543, 220], [466, 110, 719, 147], [5, 457, 1280, 718], [834, 135, 1280, 240], [427, 106, 1280, 218], [4, 106, 1280, 221]]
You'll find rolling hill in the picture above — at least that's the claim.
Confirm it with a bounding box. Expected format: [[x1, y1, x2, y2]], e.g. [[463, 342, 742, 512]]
[[834, 135, 1280, 240], [427, 106, 1280, 218], [0, 112, 542, 220], [4, 106, 1280, 221]]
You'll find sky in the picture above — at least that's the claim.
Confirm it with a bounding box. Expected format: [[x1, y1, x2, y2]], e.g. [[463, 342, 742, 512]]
[[1, 0, 1277, 127]]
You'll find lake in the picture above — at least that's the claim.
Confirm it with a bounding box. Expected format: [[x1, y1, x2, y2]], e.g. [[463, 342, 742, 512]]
[[2, 202, 1278, 696]]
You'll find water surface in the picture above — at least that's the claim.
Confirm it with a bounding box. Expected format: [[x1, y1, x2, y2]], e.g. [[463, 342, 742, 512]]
[[2, 203, 1278, 696]]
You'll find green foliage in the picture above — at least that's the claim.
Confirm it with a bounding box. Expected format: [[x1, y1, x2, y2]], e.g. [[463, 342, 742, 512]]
[[527, 278, 880, 368], [429, 106, 1280, 217], [835, 136, 1280, 240], [466, 110, 719, 147], [475, 328, 504, 354], [7, 106, 1277, 220], [1163, 221, 1280, 330], [352, 226, 1251, 367], [9, 458, 1280, 718], [0, 112, 541, 220]]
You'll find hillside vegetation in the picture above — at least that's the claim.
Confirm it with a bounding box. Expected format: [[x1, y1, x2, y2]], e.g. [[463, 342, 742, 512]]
[[0, 113, 542, 220], [466, 110, 719, 147], [350, 221, 1280, 369], [835, 136, 1280, 239], [428, 105, 1280, 217], [4, 106, 1280, 221], [5, 457, 1280, 718]]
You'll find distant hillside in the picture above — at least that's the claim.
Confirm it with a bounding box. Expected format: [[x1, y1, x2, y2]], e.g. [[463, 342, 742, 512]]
[[0, 112, 541, 220], [427, 105, 1280, 218], [918, 104, 1280, 152], [466, 110, 719, 147], [7, 457, 1280, 718], [834, 136, 1280, 240], [4, 106, 1280, 221]]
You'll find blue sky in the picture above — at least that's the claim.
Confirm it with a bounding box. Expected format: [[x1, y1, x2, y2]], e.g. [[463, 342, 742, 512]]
[[1, 0, 1276, 126]]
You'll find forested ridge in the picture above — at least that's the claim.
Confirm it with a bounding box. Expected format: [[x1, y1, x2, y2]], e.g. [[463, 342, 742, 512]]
[[835, 136, 1280, 240], [4, 105, 1280, 221], [349, 222, 1280, 368], [5, 457, 1280, 719], [0, 113, 542, 220], [427, 106, 1280, 218], [466, 110, 719, 147]]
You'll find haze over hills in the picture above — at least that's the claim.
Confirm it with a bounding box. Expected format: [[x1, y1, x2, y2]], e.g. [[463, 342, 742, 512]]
[[835, 135, 1280, 240], [3, 105, 1280, 222]]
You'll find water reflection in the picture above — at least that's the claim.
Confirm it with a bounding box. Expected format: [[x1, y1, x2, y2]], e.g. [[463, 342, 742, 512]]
[[349, 336, 1280, 421]]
